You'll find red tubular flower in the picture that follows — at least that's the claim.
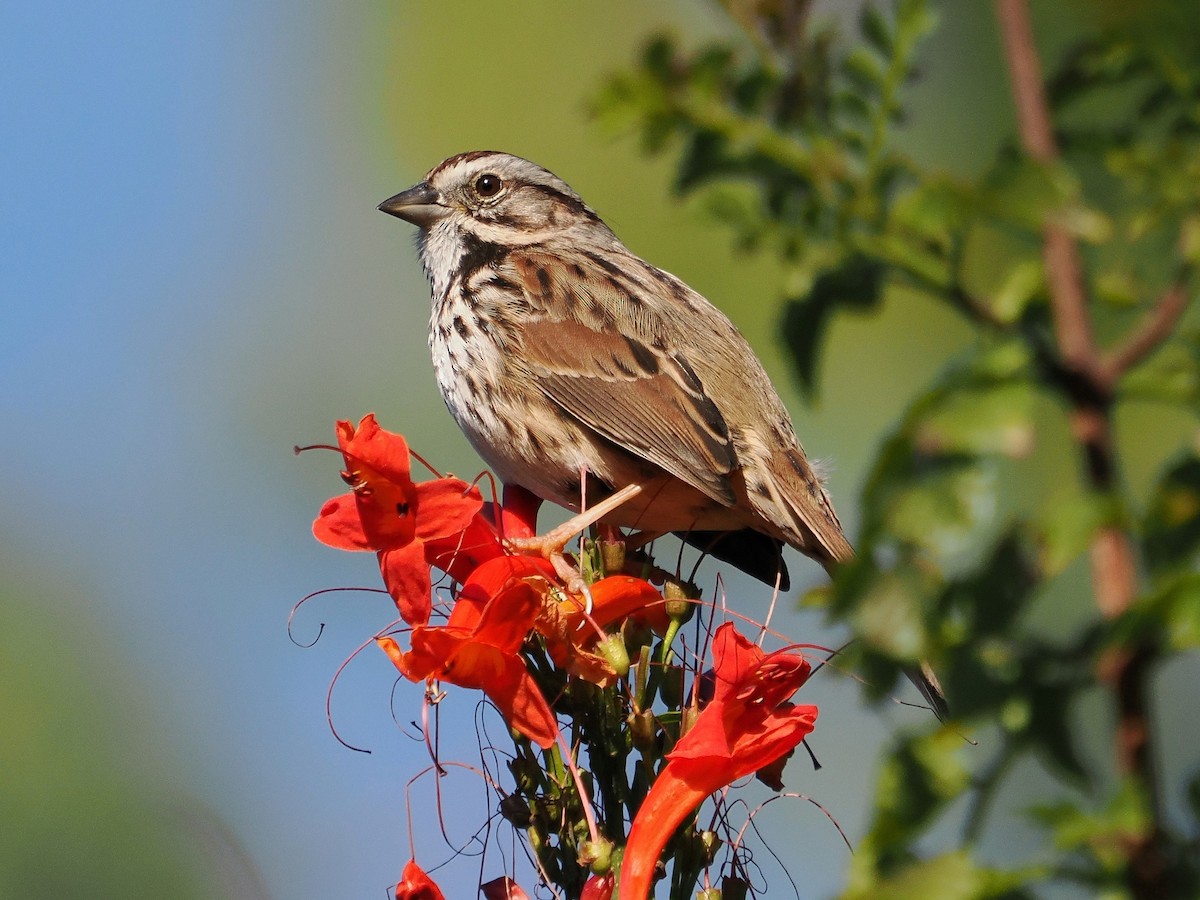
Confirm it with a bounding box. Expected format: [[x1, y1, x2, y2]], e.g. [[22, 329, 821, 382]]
[[312, 415, 483, 624], [619, 623, 818, 900], [581, 872, 616, 899], [534, 575, 664, 686], [554, 575, 666, 639], [377, 571, 559, 748], [394, 859, 445, 900], [422, 483, 547, 585]]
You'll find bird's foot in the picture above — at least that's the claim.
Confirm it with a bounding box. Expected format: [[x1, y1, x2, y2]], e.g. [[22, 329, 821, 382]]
[[505, 484, 644, 611]]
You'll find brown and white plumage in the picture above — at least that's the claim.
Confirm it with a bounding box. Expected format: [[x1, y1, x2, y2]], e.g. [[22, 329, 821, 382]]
[[380, 151, 851, 588]]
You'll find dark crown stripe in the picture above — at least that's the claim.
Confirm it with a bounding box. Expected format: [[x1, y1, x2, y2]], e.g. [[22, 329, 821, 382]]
[[428, 149, 504, 178]]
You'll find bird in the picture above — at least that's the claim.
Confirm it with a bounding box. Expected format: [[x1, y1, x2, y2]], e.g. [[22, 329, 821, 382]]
[[378, 151, 946, 717]]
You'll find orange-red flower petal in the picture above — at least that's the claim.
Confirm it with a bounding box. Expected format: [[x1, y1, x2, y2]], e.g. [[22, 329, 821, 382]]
[[394, 859, 445, 900], [379, 542, 433, 626], [316, 415, 419, 550], [377, 578, 559, 749]]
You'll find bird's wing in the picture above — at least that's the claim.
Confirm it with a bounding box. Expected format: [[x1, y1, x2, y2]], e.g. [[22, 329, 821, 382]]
[[502, 249, 738, 506]]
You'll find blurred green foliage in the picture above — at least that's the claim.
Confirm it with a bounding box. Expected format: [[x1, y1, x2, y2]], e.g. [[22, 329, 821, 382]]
[[596, 1, 1200, 896], [0, 570, 210, 899], [0, 548, 273, 900]]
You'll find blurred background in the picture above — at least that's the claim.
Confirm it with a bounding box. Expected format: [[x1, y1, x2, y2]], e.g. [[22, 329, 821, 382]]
[[2, 2, 1195, 898]]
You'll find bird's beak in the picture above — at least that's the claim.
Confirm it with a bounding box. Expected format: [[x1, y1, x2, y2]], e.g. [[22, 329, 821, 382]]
[[377, 182, 448, 227]]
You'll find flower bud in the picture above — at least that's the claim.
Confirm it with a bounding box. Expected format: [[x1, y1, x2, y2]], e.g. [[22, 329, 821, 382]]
[[508, 756, 541, 793], [595, 633, 630, 678], [663, 579, 696, 622], [699, 829, 722, 864], [679, 702, 700, 739], [627, 709, 658, 753], [498, 793, 533, 828], [658, 664, 684, 708], [578, 837, 613, 873], [599, 538, 626, 574]]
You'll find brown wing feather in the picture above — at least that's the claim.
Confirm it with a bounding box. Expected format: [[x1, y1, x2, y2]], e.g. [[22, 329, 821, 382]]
[[507, 253, 739, 507], [497, 245, 854, 565]]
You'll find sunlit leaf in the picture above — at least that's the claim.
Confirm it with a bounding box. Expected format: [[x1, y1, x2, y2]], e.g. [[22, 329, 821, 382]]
[[862, 852, 982, 900], [1119, 338, 1200, 407], [986, 259, 1045, 323], [1031, 778, 1151, 874], [914, 382, 1034, 457], [976, 158, 1080, 235], [1037, 490, 1122, 576], [844, 47, 887, 95], [890, 177, 969, 249]]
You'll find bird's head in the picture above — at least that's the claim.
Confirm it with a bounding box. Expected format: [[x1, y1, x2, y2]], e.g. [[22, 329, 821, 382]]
[[378, 151, 608, 246]]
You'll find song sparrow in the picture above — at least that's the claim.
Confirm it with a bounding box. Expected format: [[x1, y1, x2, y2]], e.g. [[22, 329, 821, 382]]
[[378, 151, 945, 714]]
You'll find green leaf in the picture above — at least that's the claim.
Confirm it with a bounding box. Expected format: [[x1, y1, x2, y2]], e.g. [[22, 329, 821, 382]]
[[1116, 573, 1200, 650], [859, 6, 895, 58], [781, 255, 885, 396], [1119, 338, 1200, 408], [1093, 268, 1141, 308], [883, 459, 997, 558], [865, 852, 982, 900], [977, 158, 1085, 236], [865, 231, 952, 290], [890, 177, 969, 249], [1182, 214, 1200, 264], [894, 0, 938, 56], [1143, 453, 1200, 577], [941, 533, 1039, 637], [844, 46, 887, 95], [1160, 575, 1200, 649], [986, 259, 1045, 324], [1026, 678, 1091, 782], [1031, 779, 1152, 875], [1037, 490, 1122, 576], [914, 382, 1034, 457]]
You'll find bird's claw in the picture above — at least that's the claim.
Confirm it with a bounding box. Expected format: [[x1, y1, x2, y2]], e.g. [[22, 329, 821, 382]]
[[504, 484, 644, 613]]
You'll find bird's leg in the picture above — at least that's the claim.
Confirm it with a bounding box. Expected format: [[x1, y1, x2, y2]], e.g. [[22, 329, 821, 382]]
[[506, 484, 644, 601]]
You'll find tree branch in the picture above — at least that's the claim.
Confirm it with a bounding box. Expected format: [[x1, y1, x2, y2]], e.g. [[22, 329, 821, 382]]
[[994, 2, 1169, 896], [994, 0, 1098, 373], [1101, 272, 1194, 384]]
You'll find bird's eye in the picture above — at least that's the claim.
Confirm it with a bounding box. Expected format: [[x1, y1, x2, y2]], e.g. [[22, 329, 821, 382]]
[[474, 173, 503, 198]]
